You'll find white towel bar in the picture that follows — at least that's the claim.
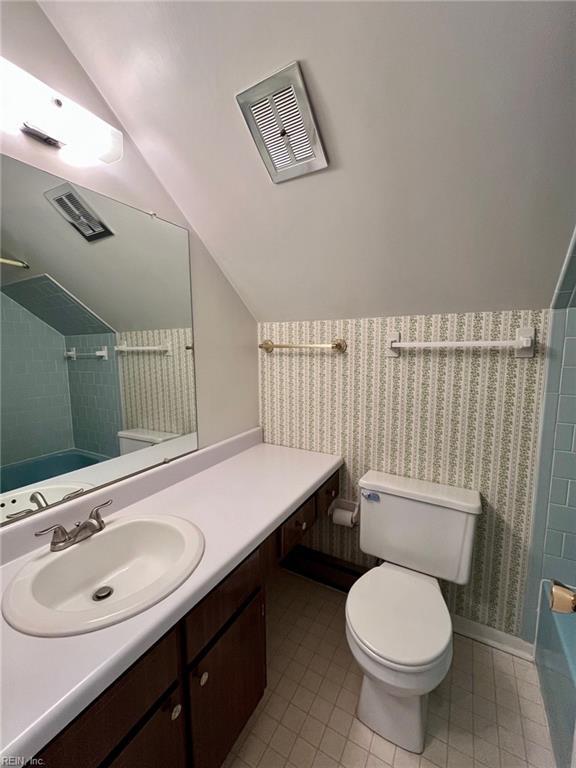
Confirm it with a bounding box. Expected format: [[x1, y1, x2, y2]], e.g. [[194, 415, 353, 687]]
[[65, 347, 108, 361], [385, 326, 535, 358], [114, 344, 171, 355]]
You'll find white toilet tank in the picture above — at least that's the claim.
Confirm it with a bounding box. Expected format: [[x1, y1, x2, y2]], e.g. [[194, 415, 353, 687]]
[[359, 471, 482, 584], [117, 428, 180, 455]]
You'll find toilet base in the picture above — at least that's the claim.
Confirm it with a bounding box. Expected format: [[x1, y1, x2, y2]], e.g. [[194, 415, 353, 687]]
[[356, 675, 428, 754]]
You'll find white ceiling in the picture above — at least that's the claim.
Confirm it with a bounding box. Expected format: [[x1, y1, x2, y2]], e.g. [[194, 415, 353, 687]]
[[1, 156, 192, 330], [41, 2, 576, 321]]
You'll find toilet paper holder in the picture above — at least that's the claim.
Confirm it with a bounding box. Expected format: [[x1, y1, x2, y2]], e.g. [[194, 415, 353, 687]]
[[328, 498, 359, 527], [550, 580, 576, 614]]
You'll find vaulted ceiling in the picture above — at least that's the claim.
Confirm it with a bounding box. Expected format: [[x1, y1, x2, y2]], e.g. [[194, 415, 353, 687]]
[[41, 1, 575, 321]]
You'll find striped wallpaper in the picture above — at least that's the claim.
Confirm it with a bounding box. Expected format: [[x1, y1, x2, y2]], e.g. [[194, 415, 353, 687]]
[[259, 309, 549, 635], [117, 327, 197, 436]]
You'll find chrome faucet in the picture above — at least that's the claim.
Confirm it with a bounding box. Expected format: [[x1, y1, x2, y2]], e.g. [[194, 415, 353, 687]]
[[61, 488, 84, 501], [34, 500, 112, 552], [30, 491, 49, 510]]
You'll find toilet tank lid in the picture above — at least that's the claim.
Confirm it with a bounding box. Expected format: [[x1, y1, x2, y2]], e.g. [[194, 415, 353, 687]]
[[359, 471, 481, 515], [117, 429, 180, 444]]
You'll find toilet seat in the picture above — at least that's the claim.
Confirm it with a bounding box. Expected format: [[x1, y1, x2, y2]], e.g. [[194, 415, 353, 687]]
[[346, 563, 452, 671]]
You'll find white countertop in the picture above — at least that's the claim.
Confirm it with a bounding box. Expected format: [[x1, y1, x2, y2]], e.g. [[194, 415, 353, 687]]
[[0, 442, 341, 760]]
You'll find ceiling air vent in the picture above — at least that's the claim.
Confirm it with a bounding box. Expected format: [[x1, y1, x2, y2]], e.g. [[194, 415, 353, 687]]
[[237, 62, 328, 183], [44, 183, 114, 242]]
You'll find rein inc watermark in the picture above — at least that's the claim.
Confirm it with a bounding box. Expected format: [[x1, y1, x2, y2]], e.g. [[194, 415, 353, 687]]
[[1, 759, 45, 766]]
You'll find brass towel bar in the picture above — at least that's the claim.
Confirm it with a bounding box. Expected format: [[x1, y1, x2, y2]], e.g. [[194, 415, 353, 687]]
[[259, 339, 347, 353]]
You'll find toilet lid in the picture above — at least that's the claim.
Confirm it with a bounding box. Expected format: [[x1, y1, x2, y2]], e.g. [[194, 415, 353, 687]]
[[346, 563, 452, 668]]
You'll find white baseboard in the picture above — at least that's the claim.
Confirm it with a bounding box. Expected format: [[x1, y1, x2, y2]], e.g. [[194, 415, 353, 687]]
[[451, 615, 535, 661]]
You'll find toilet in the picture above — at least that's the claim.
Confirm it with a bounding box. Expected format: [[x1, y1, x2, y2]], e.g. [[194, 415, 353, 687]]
[[345, 470, 481, 753], [117, 428, 180, 455]]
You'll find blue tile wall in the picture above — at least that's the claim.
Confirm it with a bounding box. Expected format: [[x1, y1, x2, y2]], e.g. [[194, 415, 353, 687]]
[[2, 275, 114, 335], [529, 239, 576, 768], [526, 304, 576, 645], [553, 450, 576, 481], [565, 339, 576, 365], [555, 423, 574, 451], [545, 529, 564, 557], [553, 239, 576, 309], [65, 333, 122, 458], [560, 367, 576, 395], [563, 533, 576, 560], [555, 292, 572, 310], [551, 478, 570, 504], [0, 293, 74, 467]]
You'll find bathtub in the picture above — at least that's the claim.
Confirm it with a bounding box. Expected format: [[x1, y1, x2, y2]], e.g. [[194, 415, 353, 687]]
[[536, 581, 576, 768], [0, 449, 106, 494]]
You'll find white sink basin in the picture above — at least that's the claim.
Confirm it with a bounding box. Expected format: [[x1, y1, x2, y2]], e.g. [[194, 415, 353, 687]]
[[2, 515, 204, 637]]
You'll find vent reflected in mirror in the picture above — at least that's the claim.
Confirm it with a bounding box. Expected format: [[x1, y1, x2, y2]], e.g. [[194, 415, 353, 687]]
[[0, 156, 198, 525]]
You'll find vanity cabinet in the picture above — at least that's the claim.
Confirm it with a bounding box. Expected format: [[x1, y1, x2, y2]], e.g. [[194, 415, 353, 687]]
[[185, 549, 261, 662], [107, 687, 186, 768], [189, 591, 266, 768], [38, 627, 182, 768], [35, 469, 339, 768], [278, 470, 339, 560], [185, 550, 266, 768], [279, 496, 316, 558], [316, 471, 340, 517]]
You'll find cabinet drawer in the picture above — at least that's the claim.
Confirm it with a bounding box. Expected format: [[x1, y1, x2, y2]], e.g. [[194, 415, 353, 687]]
[[188, 591, 266, 768], [315, 470, 340, 518], [280, 497, 316, 559], [185, 550, 261, 663], [37, 627, 180, 768], [107, 686, 186, 768]]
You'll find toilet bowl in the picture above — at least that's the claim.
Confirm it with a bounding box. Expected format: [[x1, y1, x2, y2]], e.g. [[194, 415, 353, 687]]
[[345, 563, 452, 752], [346, 471, 482, 753]]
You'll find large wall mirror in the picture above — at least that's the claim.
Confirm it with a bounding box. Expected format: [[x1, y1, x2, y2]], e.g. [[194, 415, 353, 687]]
[[0, 156, 198, 526]]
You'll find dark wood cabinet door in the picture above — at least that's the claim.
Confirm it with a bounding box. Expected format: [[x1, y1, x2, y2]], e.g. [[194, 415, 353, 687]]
[[279, 497, 316, 559], [37, 628, 181, 768], [185, 550, 261, 663], [315, 471, 340, 518], [107, 687, 186, 768], [260, 530, 280, 576], [188, 591, 266, 768]]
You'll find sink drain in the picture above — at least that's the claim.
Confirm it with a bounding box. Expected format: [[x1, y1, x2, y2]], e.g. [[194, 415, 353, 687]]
[[92, 585, 114, 601]]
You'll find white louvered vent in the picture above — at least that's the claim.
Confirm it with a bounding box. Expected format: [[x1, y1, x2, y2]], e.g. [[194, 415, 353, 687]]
[[237, 62, 328, 183], [44, 183, 114, 242]]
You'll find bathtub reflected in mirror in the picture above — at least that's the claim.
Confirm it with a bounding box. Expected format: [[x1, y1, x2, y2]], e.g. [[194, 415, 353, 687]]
[[0, 156, 198, 526]]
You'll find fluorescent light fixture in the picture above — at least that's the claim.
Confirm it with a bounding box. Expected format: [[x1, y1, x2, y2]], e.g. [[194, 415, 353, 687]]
[[0, 57, 123, 165], [0, 256, 30, 269]]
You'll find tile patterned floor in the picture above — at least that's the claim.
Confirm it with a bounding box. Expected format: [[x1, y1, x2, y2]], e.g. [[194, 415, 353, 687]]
[[224, 570, 556, 768]]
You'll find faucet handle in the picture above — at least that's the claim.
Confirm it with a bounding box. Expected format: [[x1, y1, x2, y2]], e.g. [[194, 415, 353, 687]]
[[62, 488, 84, 501], [34, 524, 70, 545], [89, 499, 112, 529]]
